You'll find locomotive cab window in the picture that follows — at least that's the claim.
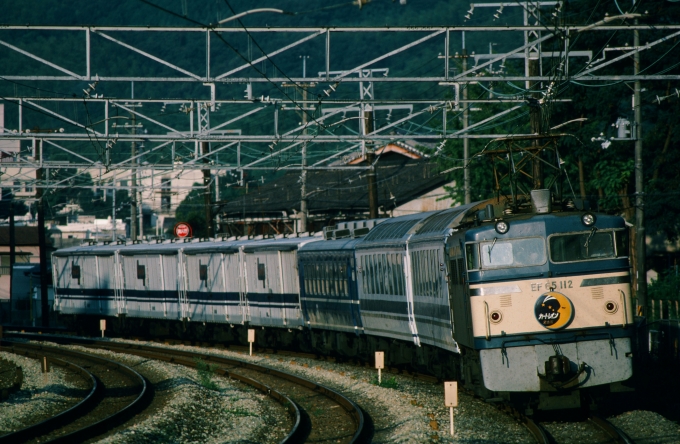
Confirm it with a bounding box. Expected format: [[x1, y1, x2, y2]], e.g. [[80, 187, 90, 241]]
[[549, 229, 627, 263], [466, 237, 546, 270]]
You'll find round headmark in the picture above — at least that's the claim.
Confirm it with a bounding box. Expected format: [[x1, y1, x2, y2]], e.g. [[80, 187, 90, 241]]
[[534, 291, 574, 330], [174, 222, 192, 238]]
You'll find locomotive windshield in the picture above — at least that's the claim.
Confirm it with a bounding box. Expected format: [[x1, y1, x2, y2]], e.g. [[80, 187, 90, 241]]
[[466, 237, 546, 270], [549, 229, 628, 263]]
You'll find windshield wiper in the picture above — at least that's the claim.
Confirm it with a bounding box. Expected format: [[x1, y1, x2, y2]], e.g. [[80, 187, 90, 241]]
[[487, 237, 498, 262], [584, 226, 598, 248]]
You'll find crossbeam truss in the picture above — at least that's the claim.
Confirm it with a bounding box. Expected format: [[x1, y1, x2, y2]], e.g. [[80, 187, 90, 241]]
[[1, 22, 678, 198]]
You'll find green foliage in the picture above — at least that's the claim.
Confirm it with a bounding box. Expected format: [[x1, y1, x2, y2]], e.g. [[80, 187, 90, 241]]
[[175, 184, 208, 238], [195, 358, 220, 391], [0, 192, 29, 220], [370, 375, 399, 389], [648, 271, 680, 302]]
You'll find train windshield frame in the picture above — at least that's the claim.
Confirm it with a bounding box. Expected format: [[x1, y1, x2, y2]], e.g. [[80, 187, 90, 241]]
[[466, 236, 547, 270], [548, 228, 629, 264]]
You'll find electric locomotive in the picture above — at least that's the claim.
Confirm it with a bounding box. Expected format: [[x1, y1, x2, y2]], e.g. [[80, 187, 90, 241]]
[[450, 190, 633, 410]]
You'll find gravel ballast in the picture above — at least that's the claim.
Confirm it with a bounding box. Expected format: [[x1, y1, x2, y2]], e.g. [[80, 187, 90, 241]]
[[4, 337, 680, 443], [0, 351, 88, 434]]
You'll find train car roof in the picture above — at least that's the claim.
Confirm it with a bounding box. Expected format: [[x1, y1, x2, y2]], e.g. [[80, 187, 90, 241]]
[[53, 243, 122, 257], [357, 210, 439, 246], [298, 237, 365, 254], [241, 235, 322, 253], [356, 199, 501, 246]]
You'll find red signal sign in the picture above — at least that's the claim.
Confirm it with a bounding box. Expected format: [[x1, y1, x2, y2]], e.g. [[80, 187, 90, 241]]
[[174, 222, 192, 238]]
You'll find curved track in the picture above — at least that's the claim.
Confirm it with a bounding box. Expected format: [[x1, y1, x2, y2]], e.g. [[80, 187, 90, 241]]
[[8, 334, 369, 443], [0, 340, 149, 443]]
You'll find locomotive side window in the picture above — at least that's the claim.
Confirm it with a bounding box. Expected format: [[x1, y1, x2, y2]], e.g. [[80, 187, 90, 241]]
[[549, 230, 624, 263], [615, 230, 629, 257], [466, 244, 480, 270]]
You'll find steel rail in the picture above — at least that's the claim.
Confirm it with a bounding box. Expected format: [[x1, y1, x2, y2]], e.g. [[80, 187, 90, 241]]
[[588, 415, 635, 444], [96, 341, 367, 443], [110, 347, 303, 444], [4, 333, 302, 444], [0, 346, 98, 443], [0, 340, 149, 444], [8, 334, 367, 443]]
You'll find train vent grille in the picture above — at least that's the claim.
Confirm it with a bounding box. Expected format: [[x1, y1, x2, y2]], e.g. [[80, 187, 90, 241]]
[[591, 287, 604, 299], [500, 295, 512, 307]]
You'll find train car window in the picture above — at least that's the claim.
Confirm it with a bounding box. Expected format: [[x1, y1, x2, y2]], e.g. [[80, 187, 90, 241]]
[[428, 250, 435, 297], [396, 255, 404, 296], [71, 263, 81, 280], [368, 254, 378, 294], [379, 254, 385, 294], [549, 231, 616, 263], [257, 262, 266, 282], [316, 264, 321, 295], [137, 261, 146, 286], [477, 237, 546, 269], [360, 256, 366, 294], [199, 264, 208, 281], [137, 262, 146, 280], [302, 265, 309, 294], [391, 255, 396, 295]]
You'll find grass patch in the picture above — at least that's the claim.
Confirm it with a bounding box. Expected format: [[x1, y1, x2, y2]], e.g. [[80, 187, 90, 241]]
[[195, 358, 220, 391], [370, 375, 400, 389]]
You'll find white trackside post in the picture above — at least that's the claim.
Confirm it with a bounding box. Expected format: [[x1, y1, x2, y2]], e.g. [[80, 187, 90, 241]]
[[444, 381, 458, 436], [375, 351, 384, 384], [248, 329, 255, 356]]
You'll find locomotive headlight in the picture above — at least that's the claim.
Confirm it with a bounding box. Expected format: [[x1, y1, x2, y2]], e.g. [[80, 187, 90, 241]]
[[494, 220, 509, 234], [490, 310, 503, 323], [604, 301, 619, 314], [581, 213, 597, 227]]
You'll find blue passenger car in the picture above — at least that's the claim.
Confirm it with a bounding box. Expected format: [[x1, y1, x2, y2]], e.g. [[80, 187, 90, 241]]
[[298, 238, 364, 334]]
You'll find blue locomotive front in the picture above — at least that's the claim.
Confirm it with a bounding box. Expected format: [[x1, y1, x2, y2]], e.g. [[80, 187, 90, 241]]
[[458, 205, 633, 408]]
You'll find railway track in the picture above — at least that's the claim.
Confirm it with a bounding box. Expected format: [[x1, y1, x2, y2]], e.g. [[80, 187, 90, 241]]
[[7, 334, 370, 443], [0, 340, 149, 443], [535, 414, 635, 444]]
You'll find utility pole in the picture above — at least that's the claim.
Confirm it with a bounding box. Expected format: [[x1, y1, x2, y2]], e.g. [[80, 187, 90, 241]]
[[123, 82, 145, 241], [35, 139, 49, 327], [201, 141, 214, 237], [365, 106, 379, 219], [634, 20, 647, 315], [462, 32, 471, 205], [111, 173, 117, 242], [284, 55, 315, 232], [130, 100, 137, 241], [529, 53, 544, 189], [8, 200, 15, 324]]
